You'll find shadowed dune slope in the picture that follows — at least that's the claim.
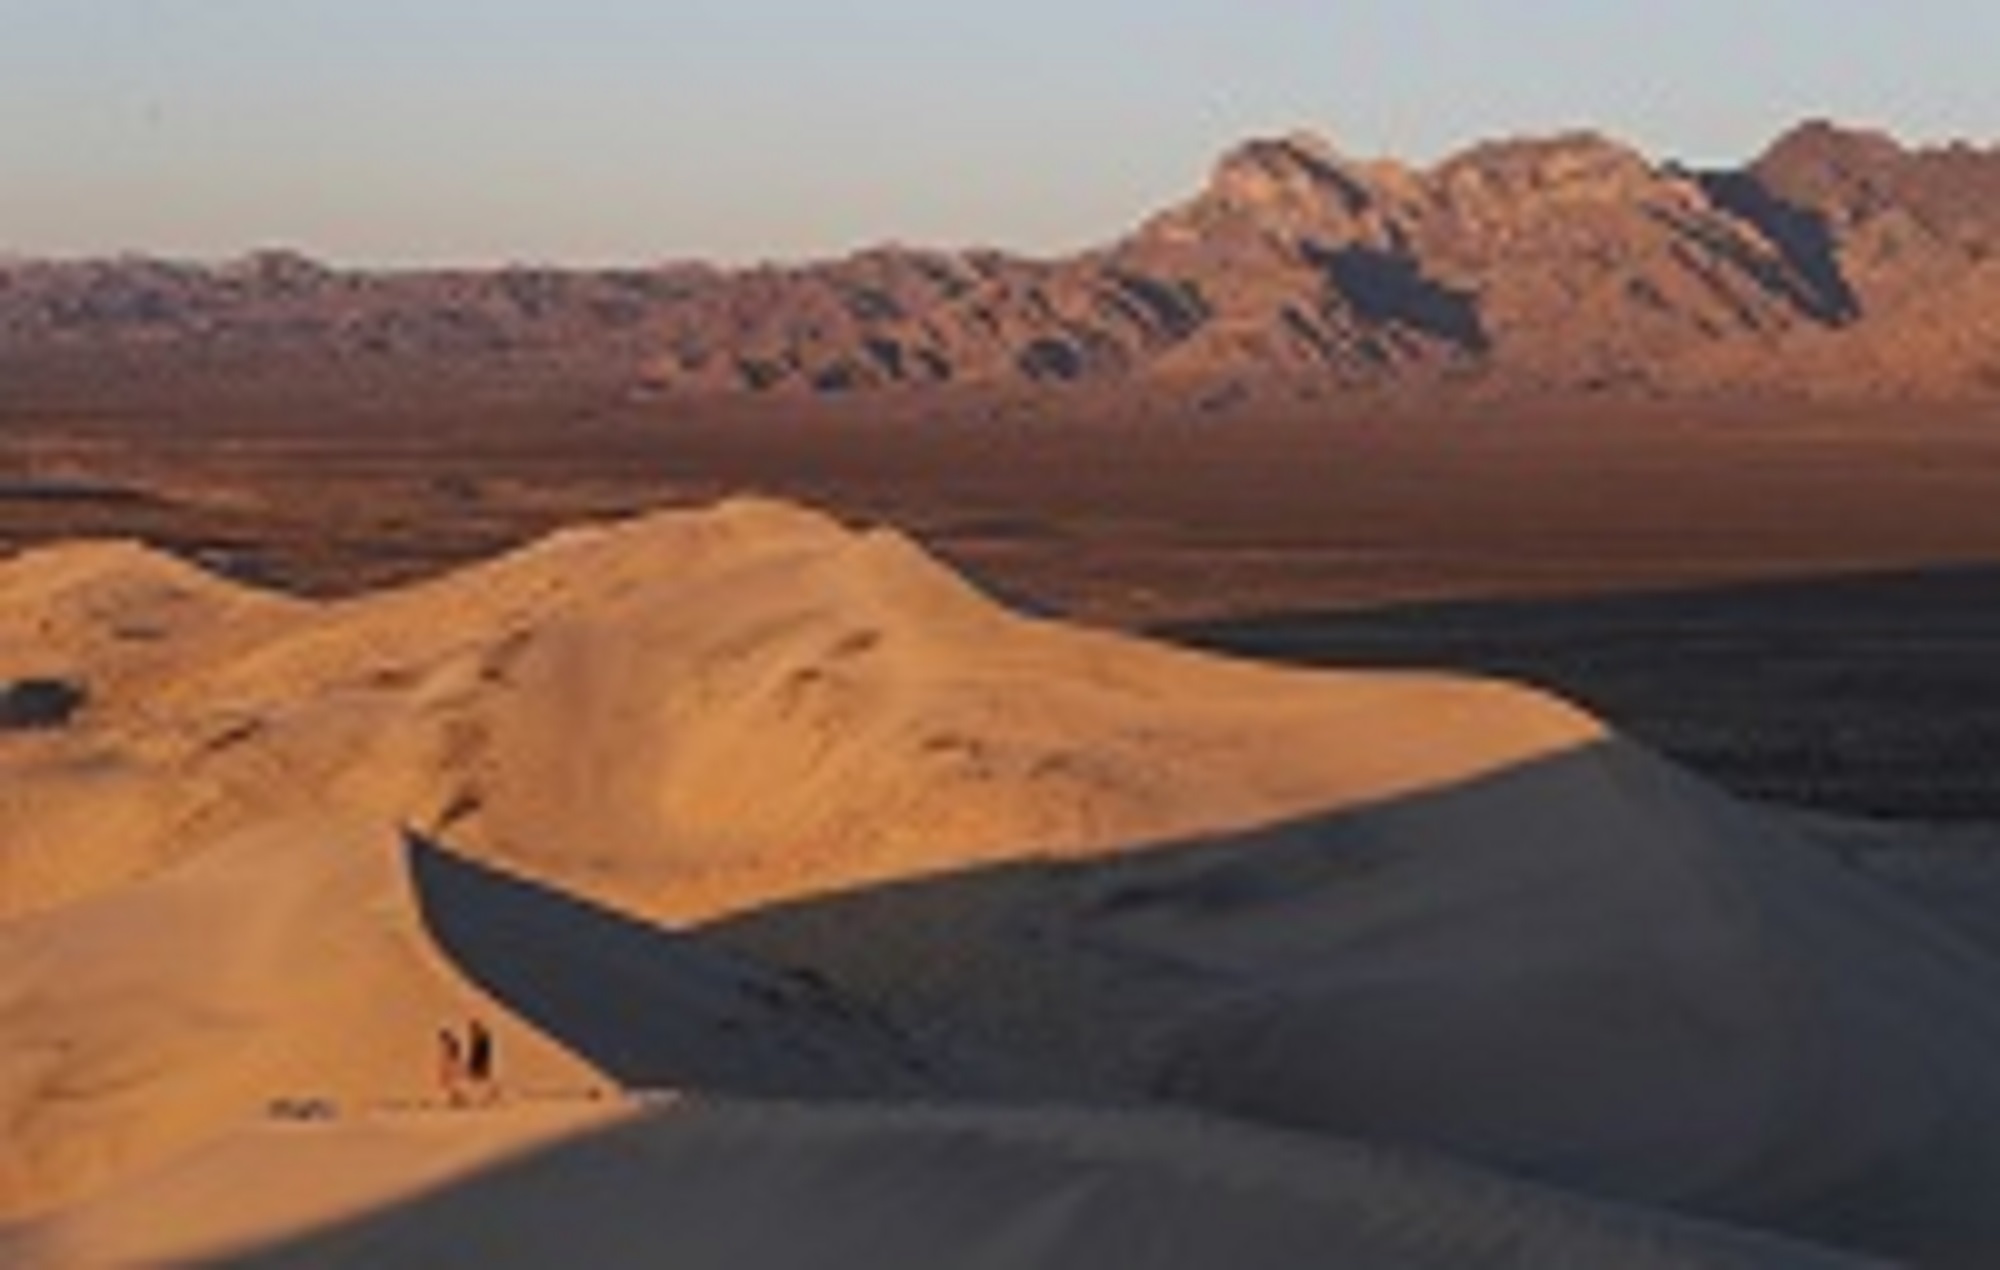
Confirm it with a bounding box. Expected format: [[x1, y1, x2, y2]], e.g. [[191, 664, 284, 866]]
[[403, 834, 947, 1098], [0, 823, 948, 1222], [713, 741, 2000, 1263], [0, 819, 593, 1218]]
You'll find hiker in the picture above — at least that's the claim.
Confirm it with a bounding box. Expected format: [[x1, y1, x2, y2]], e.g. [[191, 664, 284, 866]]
[[437, 1026, 466, 1106], [466, 1018, 496, 1101]]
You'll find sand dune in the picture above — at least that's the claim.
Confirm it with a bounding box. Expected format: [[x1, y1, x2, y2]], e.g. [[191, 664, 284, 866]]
[[0, 818, 943, 1221], [4, 498, 1999, 1264], [714, 742, 2000, 1261], [14, 1101, 1881, 1269], [4, 1099, 636, 1269], [1, 497, 1597, 924], [0, 816, 579, 1217]]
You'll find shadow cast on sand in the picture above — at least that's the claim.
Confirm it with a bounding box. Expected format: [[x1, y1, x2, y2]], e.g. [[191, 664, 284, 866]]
[[227, 744, 2000, 1266], [692, 741, 2000, 1265], [404, 834, 937, 1099]]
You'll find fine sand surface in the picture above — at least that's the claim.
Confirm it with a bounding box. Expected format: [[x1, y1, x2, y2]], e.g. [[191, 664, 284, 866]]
[[13, 1101, 1880, 1269], [0, 815, 944, 1222], [4, 499, 2000, 1266], [5, 1100, 638, 1269]]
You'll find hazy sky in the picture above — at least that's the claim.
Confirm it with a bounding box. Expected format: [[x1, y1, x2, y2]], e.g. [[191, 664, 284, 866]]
[[1, 1, 1994, 265]]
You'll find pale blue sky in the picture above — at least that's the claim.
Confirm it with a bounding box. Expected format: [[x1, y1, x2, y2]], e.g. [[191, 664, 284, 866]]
[[0, 1, 1993, 265]]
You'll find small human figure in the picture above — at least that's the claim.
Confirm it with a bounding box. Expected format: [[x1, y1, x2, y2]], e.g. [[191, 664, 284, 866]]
[[437, 1026, 466, 1106], [465, 1018, 496, 1102]]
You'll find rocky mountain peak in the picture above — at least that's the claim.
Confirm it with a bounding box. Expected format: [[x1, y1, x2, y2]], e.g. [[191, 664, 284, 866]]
[[1204, 130, 1377, 222], [1750, 119, 2000, 263], [1434, 132, 1658, 205], [1759, 120, 1909, 177]]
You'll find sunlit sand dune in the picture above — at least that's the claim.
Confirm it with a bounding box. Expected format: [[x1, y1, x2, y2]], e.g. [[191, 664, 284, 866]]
[[4, 499, 1998, 1265], [0, 498, 1597, 923]]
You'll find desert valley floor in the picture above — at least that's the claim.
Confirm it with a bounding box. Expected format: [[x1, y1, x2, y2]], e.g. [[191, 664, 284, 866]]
[[6, 381, 2000, 1267]]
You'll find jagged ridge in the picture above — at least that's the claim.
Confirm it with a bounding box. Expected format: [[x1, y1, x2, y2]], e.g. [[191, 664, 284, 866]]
[[2, 122, 1995, 399]]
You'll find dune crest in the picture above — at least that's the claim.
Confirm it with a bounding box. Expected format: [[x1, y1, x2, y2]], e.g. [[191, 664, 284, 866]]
[[1, 498, 1598, 924], [0, 818, 591, 1216], [0, 816, 946, 1222]]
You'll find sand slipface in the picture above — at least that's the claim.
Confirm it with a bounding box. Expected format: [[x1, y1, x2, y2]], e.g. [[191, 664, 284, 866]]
[[0, 819, 599, 1218], [0, 497, 1996, 1265], [0, 816, 946, 1227]]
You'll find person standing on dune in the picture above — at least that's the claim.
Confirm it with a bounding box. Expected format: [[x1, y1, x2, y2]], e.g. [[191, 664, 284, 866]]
[[437, 1026, 466, 1106], [466, 1018, 496, 1102]]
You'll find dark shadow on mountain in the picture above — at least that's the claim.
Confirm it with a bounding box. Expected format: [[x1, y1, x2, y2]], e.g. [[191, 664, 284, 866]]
[[1310, 244, 1489, 352], [1698, 171, 1860, 324], [0, 676, 86, 730], [1016, 336, 1088, 382], [1101, 269, 1209, 342], [403, 833, 941, 1097], [1152, 562, 2000, 821]]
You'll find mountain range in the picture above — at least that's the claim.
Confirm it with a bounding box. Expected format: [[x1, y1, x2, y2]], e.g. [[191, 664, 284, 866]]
[[3, 121, 1996, 401]]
